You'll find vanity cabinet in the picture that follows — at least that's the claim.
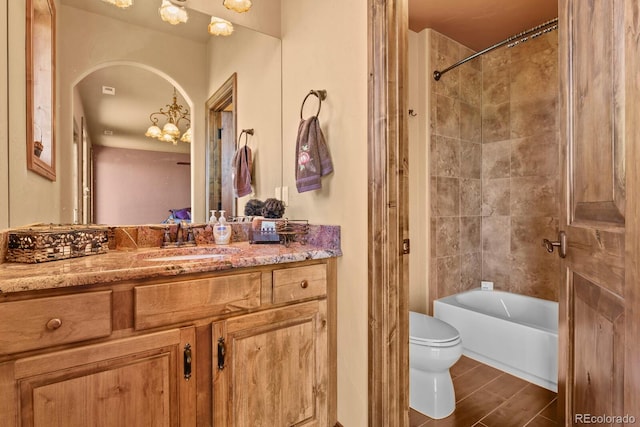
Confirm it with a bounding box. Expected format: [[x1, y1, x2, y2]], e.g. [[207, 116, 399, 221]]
[[12, 327, 196, 427], [0, 258, 336, 427]]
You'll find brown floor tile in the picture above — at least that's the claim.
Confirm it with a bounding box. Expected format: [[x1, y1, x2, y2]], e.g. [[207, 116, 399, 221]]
[[479, 383, 557, 427], [412, 357, 558, 427], [410, 408, 432, 427], [538, 398, 557, 422], [450, 355, 481, 378], [452, 363, 504, 401], [482, 372, 529, 400], [429, 390, 506, 427]]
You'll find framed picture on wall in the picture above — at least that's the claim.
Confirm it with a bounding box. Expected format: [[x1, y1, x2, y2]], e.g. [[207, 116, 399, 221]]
[[26, 0, 56, 181]]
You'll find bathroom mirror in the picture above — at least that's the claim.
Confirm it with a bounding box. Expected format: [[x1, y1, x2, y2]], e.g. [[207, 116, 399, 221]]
[[8, 0, 282, 226], [26, 0, 56, 181]]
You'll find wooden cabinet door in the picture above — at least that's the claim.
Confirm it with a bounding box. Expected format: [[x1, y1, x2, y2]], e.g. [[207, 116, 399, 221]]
[[212, 300, 328, 427], [559, 0, 640, 422], [13, 327, 196, 427]]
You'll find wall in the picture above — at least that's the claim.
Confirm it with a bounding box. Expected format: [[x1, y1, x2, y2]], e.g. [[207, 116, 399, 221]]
[[206, 25, 282, 216], [407, 30, 430, 313], [1, 0, 8, 228], [93, 146, 190, 224], [480, 30, 559, 300], [281, 0, 368, 425], [410, 29, 560, 309]]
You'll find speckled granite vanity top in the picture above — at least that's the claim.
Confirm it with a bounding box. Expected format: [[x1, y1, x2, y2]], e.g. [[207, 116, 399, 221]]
[[0, 224, 341, 295]]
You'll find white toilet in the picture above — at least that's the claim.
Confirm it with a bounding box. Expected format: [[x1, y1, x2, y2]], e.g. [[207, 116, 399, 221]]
[[409, 311, 463, 419]]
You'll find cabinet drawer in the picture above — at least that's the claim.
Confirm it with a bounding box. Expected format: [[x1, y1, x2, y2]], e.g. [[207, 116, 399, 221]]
[[272, 264, 327, 304], [0, 291, 112, 355], [134, 272, 262, 330]]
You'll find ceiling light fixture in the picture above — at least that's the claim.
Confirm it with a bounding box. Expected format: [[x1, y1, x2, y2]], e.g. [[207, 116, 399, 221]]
[[159, 0, 189, 25], [223, 0, 252, 13], [145, 88, 191, 145], [208, 16, 234, 36], [102, 0, 134, 9]]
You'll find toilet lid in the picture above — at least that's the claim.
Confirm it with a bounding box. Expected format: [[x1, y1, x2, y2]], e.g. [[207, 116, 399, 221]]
[[409, 311, 460, 345]]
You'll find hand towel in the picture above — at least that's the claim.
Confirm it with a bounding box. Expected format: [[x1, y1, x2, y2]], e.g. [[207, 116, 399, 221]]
[[232, 144, 253, 197], [296, 116, 333, 193]]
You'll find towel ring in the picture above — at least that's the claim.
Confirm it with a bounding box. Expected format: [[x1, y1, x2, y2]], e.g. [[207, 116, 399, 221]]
[[300, 89, 327, 120], [237, 128, 254, 147]]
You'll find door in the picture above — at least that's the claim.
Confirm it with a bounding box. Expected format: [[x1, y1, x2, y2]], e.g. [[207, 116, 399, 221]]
[[212, 301, 328, 426], [558, 0, 640, 422], [14, 328, 196, 427]]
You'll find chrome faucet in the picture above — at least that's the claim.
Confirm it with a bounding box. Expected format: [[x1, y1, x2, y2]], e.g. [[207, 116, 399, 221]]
[[158, 220, 196, 248]]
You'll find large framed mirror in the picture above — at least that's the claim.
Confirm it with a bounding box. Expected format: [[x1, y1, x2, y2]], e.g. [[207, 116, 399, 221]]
[[26, 0, 56, 181], [15, 0, 283, 227]]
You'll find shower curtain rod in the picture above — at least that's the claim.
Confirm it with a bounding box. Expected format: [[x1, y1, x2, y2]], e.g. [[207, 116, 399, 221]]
[[433, 18, 558, 81]]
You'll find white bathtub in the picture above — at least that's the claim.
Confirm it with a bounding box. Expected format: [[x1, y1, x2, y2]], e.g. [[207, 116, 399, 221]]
[[434, 289, 558, 392]]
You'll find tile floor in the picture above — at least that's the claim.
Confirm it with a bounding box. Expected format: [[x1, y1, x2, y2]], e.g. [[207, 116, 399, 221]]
[[410, 356, 558, 427]]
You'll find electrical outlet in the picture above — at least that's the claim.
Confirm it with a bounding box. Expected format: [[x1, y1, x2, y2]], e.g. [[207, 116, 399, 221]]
[[275, 187, 281, 199], [282, 186, 289, 206]]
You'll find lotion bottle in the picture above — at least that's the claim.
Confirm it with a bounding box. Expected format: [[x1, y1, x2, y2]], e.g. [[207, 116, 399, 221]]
[[213, 210, 231, 245]]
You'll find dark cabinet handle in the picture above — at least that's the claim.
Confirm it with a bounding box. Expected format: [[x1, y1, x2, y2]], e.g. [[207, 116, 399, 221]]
[[217, 338, 226, 370], [183, 343, 192, 381]]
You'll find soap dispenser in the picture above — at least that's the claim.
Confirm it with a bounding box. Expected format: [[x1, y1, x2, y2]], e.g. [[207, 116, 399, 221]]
[[213, 210, 231, 245], [209, 210, 217, 224]]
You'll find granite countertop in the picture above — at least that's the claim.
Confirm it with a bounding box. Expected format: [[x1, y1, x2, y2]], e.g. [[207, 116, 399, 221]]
[[0, 241, 342, 295]]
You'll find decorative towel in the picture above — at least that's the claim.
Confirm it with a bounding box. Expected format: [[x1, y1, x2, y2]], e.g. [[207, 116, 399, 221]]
[[295, 116, 333, 193], [232, 144, 253, 197]]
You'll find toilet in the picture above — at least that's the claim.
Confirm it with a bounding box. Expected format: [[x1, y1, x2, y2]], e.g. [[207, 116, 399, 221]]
[[409, 311, 463, 419]]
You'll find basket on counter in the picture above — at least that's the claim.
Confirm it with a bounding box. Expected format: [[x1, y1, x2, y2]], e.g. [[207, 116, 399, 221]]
[[276, 219, 309, 247], [6, 224, 109, 263]]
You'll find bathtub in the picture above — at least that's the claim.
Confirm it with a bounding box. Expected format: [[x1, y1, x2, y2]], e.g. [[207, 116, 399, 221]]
[[434, 289, 558, 392]]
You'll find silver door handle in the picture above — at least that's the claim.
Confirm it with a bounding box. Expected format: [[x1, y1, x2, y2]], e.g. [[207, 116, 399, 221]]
[[542, 231, 567, 258]]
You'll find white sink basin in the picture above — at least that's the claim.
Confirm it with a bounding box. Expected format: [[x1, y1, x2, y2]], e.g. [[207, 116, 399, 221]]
[[137, 246, 241, 262], [144, 253, 229, 262]]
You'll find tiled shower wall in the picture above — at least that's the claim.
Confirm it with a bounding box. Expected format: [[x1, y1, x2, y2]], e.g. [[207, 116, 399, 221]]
[[429, 30, 560, 309]]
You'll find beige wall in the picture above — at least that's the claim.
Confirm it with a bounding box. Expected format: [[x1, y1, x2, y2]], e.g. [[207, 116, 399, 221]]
[[281, 0, 368, 425], [206, 25, 282, 216], [1, 0, 8, 228], [408, 30, 430, 314]]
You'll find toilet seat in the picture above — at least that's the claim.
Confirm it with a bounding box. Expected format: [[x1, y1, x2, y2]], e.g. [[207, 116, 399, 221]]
[[410, 312, 461, 347]]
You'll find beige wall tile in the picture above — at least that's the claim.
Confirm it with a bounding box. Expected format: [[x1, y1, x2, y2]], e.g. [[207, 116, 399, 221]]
[[510, 98, 557, 139], [460, 216, 481, 253], [435, 135, 460, 177], [436, 177, 460, 216], [437, 255, 461, 298], [511, 132, 559, 177], [436, 94, 461, 138], [483, 140, 511, 179], [460, 178, 482, 215], [482, 178, 510, 216], [460, 102, 482, 142], [460, 65, 482, 107], [482, 102, 510, 142], [510, 176, 558, 217], [461, 252, 482, 290], [482, 215, 510, 255], [460, 141, 482, 179], [436, 217, 460, 257]]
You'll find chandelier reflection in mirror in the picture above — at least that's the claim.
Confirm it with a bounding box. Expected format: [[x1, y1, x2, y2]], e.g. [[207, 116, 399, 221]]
[[159, 0, 189, 25], [223, 0, 252, 13], [101, 0, 133, 9], [145, 88, 191, 145]]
